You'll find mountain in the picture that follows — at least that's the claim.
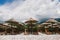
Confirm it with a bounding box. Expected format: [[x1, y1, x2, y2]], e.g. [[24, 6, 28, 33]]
[[38, 18, 60, 24], [0, 18, 60, 24], [38, 18, 49, 24], [55, 18, 60, 22], [0, 21, 4, 24]]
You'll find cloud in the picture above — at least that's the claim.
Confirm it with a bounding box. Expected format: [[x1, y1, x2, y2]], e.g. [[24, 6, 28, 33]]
[[0, 0, 60, 22]]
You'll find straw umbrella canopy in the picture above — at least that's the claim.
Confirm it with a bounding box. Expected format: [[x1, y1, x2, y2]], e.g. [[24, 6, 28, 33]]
[[46, 18, 58, 27], [42, 23, 51, 28], [25, 18, 38, 24], [5, 18, 23, 28], [5, 18, 19, 27], [46, 18, 58, 24]]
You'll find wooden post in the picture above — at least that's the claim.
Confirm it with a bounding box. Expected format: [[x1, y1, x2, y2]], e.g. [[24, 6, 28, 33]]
[[24, 29, 28, 35], [45, 28, 51, 35], [45, 28, 48, 34], [37, 29, 39, 35]]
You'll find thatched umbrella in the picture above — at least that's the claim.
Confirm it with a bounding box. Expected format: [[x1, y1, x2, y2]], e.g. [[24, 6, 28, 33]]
[[45, 18, 58, 34], [25, 18, 38, 34], [5, 18, 24, 35]]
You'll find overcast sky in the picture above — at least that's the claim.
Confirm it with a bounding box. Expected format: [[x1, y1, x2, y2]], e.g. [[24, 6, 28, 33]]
[[0, 0, 60, 22]]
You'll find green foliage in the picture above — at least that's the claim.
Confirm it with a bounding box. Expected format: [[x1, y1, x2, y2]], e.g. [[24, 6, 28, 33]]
[[0, 28, 5, 32], [33, 26, 38, 32], [55, 18, 60, 22], [24, 24, 28, 29], [48, 27, 55, 32]]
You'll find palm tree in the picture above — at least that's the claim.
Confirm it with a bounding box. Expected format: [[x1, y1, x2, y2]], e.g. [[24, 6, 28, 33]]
[[32, 25, 39, 35], [22, 23, 29, 35], [16, 24, 24, 33]]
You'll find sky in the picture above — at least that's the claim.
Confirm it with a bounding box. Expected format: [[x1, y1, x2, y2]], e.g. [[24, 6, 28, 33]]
[[0, 0, 14, 5], [0, 0, 60, 22]]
